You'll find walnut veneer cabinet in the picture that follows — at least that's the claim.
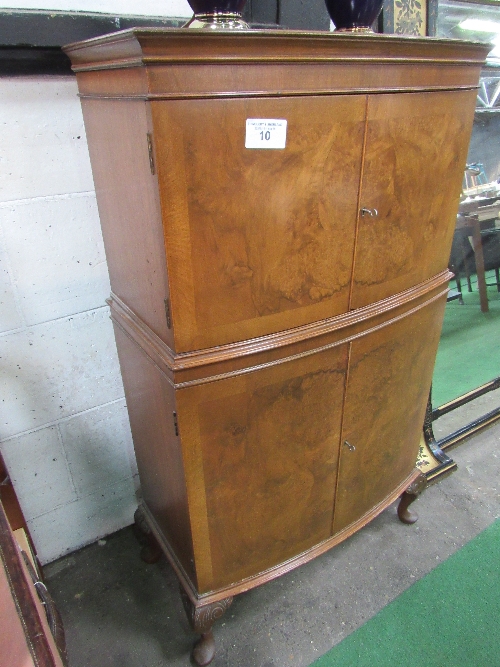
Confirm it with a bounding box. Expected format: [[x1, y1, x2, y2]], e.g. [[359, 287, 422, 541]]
[[64, 30, 487, 665]]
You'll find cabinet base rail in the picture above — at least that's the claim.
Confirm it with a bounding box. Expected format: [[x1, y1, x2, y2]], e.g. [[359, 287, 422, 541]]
[[134, 468, 425, 665]]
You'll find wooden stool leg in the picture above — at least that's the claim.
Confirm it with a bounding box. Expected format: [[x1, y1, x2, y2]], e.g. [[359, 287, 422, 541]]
[[180, 587, 233, 666], [398, 472, 427, 524], [471, 219, 489, 312], [460, 237, 473, 292], [133, 507, 162, 564]]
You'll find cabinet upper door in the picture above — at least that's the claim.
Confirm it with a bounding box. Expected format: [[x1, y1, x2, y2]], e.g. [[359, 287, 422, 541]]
[[332, 294, 447, 535], [350, 90, 477, 311], [152, 95, 366, 353]]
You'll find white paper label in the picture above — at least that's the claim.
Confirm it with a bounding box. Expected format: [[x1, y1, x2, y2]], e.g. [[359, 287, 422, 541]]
[[245, 119, 287, 149]]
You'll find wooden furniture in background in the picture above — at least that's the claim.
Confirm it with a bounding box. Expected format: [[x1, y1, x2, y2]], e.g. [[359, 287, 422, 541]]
[[0, 454, 67, 667], [64, 30, 487, 666], [456, 212, 489, 312], [0, 452, 31, 540], [455, 199, 500, 312]]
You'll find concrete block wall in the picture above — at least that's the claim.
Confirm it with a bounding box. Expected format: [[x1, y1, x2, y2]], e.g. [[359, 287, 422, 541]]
[[0, 74, 144, 564], [0, 0, 193, 567]]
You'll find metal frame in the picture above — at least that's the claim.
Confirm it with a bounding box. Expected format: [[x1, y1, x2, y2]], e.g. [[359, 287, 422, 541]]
[[423, 376, 500, 483], [432, 377, 500, 449]]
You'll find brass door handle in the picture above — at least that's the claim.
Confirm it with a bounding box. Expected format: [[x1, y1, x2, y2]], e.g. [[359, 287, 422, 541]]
[[360, 208, 378, 217], [344, 440, 356, 452]]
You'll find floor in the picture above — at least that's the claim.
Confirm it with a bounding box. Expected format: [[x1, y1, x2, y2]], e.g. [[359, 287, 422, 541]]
[[43, 396, 500, 667]]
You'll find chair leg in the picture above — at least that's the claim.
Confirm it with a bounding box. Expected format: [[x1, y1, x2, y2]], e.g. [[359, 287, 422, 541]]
[[496, 267, 500, 292], [460, 240, 473, 292], [454, 275, 464, 304]]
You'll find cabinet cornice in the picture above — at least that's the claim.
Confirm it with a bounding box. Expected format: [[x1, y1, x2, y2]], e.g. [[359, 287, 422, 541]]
[[64, 29, 488, 69]]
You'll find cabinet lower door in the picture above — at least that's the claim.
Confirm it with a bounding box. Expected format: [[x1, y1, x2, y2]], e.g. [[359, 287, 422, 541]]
[[332, 295, 447, 535], [176, 345, 348, 593]]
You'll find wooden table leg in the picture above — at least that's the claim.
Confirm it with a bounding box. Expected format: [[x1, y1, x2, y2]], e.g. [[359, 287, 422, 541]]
[[470, 218, 489, 313]]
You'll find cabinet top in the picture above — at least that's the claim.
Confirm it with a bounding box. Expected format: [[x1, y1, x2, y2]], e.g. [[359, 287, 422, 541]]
[[64, 28, 489, 72]]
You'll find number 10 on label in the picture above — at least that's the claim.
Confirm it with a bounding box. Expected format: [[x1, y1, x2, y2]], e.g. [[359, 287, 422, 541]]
[[245, 119, 287, 150]]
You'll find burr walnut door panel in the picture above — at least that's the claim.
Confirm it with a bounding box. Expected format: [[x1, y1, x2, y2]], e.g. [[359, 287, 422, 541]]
[[332, 294, 447, 535], [175, 345, 348, 593], [350, 89, 478, 310], [152, 95, 366, 352]]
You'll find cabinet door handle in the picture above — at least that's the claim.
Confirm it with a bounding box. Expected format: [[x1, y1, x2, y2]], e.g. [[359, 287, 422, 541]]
[[344, 440, 356, 452], [360, 207, 378, 218]]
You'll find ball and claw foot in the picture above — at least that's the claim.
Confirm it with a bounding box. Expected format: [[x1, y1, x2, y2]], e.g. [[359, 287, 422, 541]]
[[397, 472, 427, 524], [133, 507, 162, 564]]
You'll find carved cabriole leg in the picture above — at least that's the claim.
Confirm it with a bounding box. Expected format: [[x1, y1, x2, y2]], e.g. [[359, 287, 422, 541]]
[[180, 586, 233, 666], [398, 472, 427, 524], [133, 507, 162, 564]]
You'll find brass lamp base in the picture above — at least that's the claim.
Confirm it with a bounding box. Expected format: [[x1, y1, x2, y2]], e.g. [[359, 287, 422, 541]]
[[335, 26, 375, 33]]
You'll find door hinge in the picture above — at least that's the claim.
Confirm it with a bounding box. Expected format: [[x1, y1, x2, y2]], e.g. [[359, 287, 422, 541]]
[[173, 411, 179, 437], [164, 297, 172, 329], [147, 133, 155, 175]]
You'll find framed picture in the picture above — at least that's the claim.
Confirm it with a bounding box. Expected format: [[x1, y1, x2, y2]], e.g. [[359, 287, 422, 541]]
[[382, 0, 438, 36]]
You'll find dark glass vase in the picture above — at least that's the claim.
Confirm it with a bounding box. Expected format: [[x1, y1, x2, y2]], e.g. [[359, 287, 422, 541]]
[[184, 0, 249, 29], [324, 0, 384, 32]]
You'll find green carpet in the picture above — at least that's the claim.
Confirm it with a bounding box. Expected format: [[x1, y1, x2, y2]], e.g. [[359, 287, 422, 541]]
[[432, 274, 500, 407], [311, 519, 500, 667]]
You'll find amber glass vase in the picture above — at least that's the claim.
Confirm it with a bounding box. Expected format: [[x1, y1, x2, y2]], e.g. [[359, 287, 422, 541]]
[[184, 0, 249, 29]]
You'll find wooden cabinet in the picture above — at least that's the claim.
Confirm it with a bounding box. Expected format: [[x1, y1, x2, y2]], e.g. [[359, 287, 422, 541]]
[[64, 30, 487, 665]]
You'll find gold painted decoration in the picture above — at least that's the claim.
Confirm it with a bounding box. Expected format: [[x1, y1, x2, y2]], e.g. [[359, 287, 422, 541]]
[[416, 436, 435, 475], [394, 0, 426, 36]]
